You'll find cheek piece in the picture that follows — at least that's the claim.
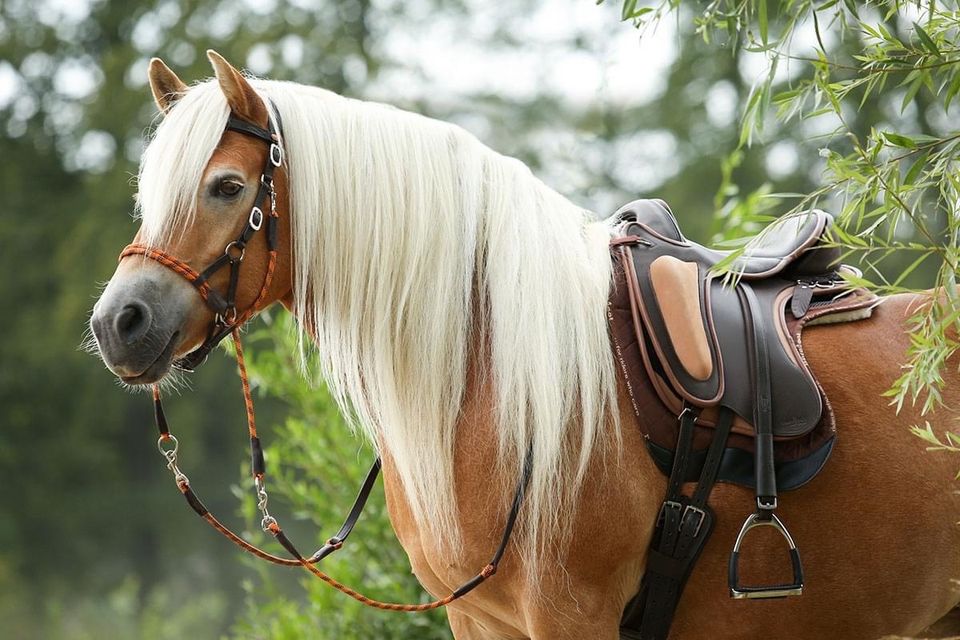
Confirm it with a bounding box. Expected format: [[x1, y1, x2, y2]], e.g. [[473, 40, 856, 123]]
[[113, 102, 534, 612]]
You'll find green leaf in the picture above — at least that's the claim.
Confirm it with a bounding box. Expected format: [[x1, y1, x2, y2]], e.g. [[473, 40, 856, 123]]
[[758, 0, 768, 45], [904, 150, 930, 185], [901, 77, 923, 113], [883, 132, 917, 149], [893, 252, 932, 286], [627, 6, 654, 19], [914, 22, 942, 58], [946, 74, 960, 110]]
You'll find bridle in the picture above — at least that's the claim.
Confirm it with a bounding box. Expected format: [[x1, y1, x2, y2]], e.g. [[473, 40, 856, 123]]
[[118, 106, 531, 611], [121, 112, 285, 372]]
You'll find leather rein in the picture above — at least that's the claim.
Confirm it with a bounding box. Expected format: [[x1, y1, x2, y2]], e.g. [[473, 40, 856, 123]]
[[119, 109, 531, 611]]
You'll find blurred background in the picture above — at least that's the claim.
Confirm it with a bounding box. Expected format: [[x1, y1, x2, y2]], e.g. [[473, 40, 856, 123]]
[[0, 0, 941, 638]]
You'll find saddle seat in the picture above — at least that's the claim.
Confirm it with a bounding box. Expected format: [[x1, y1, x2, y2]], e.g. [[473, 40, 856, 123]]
[[630, 198, 838, 278]]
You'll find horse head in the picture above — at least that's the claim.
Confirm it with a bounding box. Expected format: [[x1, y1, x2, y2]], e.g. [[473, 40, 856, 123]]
[[90, 52, 291, 385]]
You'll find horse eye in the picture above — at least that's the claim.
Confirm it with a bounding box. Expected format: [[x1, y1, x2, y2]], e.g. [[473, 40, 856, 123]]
[[218, 179, 244, 197]]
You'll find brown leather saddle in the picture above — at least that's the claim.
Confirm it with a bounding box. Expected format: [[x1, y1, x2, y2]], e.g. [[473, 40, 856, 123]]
[[609, 200, 879, 640]]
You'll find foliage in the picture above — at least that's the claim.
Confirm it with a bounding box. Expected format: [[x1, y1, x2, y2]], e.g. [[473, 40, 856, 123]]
[[913, 420, 960, 463], [4, 0, 956, 636], [609, 0, 960, 417], [228, 313, 452, 639]]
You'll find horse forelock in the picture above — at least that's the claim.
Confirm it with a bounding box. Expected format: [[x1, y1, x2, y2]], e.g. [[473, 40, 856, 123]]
[[137, 77, 620, 578], [135, 81, 230, 246]]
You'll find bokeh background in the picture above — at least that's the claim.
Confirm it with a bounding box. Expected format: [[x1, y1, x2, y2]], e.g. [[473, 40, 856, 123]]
[[0, 0, 943, 638]]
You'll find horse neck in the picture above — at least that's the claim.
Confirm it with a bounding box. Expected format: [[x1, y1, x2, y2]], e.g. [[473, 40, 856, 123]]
[[279, 93, 622, 572]]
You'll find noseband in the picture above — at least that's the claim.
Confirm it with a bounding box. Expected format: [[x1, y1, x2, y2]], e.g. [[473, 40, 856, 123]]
[[120, 112, 284, 371], [117, 107, 531, 612]]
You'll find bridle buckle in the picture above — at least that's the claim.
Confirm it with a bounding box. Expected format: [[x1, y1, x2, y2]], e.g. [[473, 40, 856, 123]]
[[249, 206, 264, 231], [269, 142, 283, 167]]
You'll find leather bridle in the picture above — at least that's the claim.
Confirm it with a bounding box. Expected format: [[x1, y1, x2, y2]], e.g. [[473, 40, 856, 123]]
[[120, 112, 284, 372], [117, 106, 531, 611]]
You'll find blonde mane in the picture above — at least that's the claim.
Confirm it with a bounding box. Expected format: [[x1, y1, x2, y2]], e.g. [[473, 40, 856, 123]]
[[136, 78, 620, 572]]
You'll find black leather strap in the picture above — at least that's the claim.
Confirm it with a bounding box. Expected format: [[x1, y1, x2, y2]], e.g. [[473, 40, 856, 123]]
[[226, 116, 274, 143], [305, 458, 382, 563], [620, 407, 733, 639], [740, 285, 777, 511]]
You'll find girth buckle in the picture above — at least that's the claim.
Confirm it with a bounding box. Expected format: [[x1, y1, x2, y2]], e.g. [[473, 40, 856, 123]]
[[657, 499, 682, 526], [680, 504, 707, 538]]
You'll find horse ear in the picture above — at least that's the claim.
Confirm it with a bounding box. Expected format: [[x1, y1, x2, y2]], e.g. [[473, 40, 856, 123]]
[[148, 58, 188, 113], [206, 49, 269, 126]]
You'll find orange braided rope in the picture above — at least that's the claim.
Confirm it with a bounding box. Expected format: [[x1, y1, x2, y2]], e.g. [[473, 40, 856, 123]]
[[232, 330, 258, 439], [121, 245, 212, 299], [151, 330, 500, 611]]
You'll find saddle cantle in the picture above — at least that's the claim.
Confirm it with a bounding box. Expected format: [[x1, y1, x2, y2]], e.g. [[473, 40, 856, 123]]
[[609, 199, 880, 640]]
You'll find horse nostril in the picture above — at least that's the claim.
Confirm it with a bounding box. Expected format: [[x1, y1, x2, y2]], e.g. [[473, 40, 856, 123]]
[[115, 302, 152, 345]]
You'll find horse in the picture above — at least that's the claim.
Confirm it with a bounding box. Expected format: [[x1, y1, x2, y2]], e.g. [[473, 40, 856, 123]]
[[90, 51, 960, 639]]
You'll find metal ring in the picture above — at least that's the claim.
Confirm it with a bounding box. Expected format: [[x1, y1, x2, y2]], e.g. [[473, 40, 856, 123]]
[[249, 206, 263, 231], [218, 306, 238, 325], [157, 434, 179, 456], [224, 241, 245, 262]]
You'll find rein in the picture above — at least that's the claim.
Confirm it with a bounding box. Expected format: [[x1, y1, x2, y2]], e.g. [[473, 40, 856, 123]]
[[119, 109, 531, 612]]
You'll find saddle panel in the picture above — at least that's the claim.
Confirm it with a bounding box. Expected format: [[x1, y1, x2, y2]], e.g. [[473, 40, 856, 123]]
[[619, 232, 724, 407]]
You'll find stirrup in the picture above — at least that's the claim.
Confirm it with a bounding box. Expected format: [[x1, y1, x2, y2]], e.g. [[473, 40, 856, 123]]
[[728, 510, 804, 599]]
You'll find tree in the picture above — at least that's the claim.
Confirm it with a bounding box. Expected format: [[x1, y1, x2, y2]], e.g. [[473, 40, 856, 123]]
[[612, 0, 960, 420]]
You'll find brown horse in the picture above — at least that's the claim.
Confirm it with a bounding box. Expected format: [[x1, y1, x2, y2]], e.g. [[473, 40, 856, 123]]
[[91, 52, 960, 639]]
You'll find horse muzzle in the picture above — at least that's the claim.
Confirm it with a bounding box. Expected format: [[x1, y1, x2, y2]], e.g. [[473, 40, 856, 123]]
[[90, 268, 197, 385]]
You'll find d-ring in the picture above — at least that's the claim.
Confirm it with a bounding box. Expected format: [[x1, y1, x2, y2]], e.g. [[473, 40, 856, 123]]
[[225, 241, 245, 262]]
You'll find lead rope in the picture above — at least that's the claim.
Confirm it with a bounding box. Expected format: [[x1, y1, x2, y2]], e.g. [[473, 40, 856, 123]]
[[151, 331, 530, 611]]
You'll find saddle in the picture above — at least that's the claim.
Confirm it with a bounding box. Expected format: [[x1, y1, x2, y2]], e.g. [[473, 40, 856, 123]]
[[608, 200, 879, 640]]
